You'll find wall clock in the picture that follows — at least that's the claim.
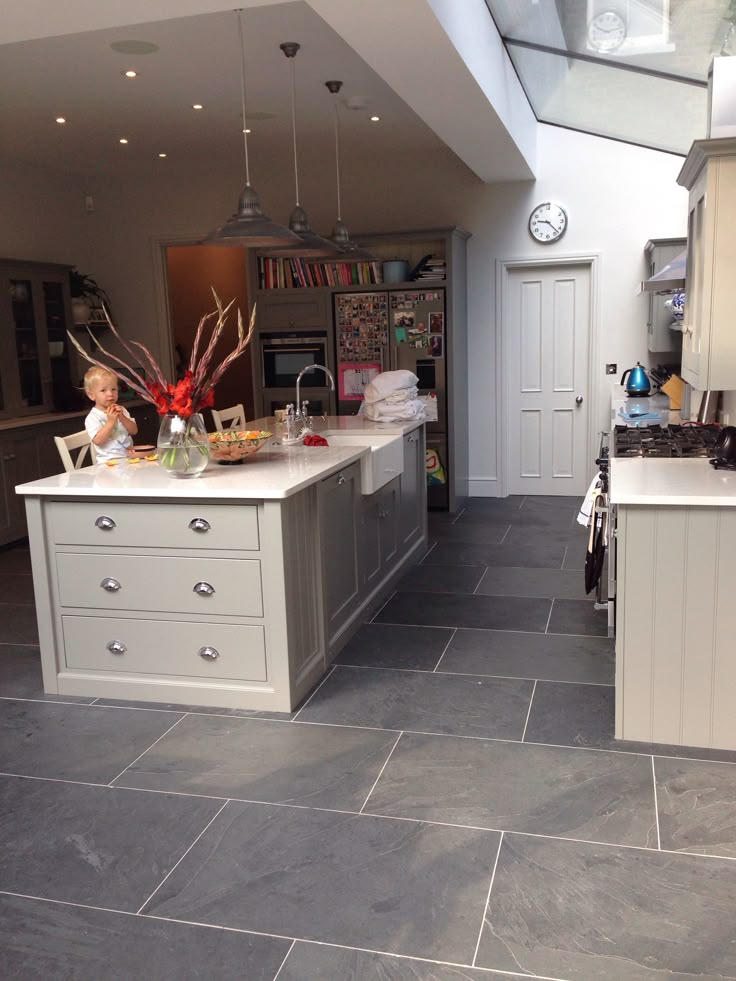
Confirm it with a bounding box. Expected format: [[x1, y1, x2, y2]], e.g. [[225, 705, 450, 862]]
[[587, 10, 627, 52], [528, 202, 568, 244]]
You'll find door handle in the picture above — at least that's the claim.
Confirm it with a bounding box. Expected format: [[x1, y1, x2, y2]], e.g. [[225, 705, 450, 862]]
[[575, 396, 584, 405]]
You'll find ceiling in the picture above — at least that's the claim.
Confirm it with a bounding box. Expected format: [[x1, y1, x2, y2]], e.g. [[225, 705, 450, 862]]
[[0, 2, 454, 180]]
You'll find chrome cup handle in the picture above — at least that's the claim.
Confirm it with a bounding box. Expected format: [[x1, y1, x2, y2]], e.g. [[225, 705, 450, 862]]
[[95, 515, 116, 531], [198, 646, 220, 660], [106, 640, 126, 655], [100, 577, 121, 592], [188, 517, 211, 533], [193, 581, 216, 596]]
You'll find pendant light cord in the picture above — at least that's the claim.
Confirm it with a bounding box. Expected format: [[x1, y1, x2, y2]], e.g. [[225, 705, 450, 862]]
[[333, 97, 342, 222], [289, 57, 300, 206], [237, 10, 251, 187]]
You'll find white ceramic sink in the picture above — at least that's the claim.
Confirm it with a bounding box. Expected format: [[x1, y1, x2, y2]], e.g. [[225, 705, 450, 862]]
[[322, 432, 404, 495]]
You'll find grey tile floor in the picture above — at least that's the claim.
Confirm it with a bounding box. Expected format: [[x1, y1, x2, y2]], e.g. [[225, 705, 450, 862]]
[[2, 495, 736, 980]]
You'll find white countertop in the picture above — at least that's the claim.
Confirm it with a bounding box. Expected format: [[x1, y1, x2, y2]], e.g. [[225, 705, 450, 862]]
[[16, 416, 422, 501], [611, 457, 736, 506]]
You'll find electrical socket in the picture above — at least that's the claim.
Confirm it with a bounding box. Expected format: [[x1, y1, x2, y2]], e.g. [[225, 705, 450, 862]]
[[605, 363, 617, 375]]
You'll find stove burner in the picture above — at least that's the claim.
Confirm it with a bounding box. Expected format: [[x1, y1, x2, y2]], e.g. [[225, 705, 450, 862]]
[[613, 424, 721, 459]]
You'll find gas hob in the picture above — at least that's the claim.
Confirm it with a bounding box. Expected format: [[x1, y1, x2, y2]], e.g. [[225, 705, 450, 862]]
[[612, 424, 721, 459]]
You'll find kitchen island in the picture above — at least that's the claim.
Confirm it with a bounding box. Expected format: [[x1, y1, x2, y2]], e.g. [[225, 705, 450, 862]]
[[16, 417, 427, 712], [611, 457, 736, 750]]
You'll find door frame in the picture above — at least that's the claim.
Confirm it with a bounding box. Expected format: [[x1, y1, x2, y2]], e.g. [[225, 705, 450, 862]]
[[150, 233, 203, 382], [497, 253, 601, 498]]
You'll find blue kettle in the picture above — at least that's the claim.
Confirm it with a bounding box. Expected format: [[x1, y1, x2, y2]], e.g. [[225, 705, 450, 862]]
[[620, 362, 651, 397]]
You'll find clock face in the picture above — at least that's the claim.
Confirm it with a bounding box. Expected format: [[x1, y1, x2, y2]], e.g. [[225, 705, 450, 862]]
[[588, 10, 626, 52], [529, 202, 568, 244]]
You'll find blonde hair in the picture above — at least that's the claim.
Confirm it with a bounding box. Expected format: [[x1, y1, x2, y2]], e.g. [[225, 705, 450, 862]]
[[84, 366, 117, 393]]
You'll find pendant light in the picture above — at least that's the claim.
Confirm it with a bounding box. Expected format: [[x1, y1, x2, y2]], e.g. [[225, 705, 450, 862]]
[[204, 10, 299, 248], [261, 42, 341, 258], [320, 79, 376, 262]]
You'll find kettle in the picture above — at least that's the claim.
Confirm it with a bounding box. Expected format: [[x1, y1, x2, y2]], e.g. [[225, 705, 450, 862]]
[[712, 426, 736, 463], [620, 362, 651, 397]]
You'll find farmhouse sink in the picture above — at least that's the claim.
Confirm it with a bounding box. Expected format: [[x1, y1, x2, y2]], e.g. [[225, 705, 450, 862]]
[[322, 432, 404, 495]]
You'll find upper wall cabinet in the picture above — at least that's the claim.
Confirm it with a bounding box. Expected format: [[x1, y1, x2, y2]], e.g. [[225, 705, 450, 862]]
[[644, 238, 685, 355], [0, 259, 82, 417], [677, 138, 736, 390]]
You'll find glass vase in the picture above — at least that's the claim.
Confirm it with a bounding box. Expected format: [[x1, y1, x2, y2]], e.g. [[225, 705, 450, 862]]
[[157, 412, 210, 478]]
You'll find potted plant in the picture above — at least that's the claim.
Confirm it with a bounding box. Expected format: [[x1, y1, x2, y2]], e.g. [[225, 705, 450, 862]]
[[69, 268, 109, 325]]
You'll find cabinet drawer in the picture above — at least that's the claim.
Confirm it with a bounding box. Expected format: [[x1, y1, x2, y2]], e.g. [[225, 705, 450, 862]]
[[56, 553, 263, 617], [62, 615, 267, 681], [49, 502, 259, 551]]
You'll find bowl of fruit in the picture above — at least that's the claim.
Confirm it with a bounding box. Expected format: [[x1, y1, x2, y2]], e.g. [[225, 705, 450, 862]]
[[208, 429, 273, 465]]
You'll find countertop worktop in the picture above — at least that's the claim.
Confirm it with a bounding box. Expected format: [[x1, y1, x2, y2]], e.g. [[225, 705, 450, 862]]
[[611, 457, 736, 506], [16, 415, 422, 500]]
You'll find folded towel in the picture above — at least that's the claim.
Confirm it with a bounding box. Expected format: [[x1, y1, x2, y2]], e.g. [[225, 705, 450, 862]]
[[577, 474, 601, 527], [363, 399, 426, 423], [364, 370, 419, 403], [382, 387, 418, 404]]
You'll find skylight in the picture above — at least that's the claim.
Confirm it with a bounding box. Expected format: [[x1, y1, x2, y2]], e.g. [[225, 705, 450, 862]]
[[483, 0, 735, 154]]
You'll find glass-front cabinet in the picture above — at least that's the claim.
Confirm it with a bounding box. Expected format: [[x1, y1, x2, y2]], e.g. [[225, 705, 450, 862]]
[[1, 259, 77, 417]]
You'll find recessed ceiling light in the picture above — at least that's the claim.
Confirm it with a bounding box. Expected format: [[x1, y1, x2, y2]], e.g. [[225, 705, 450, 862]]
[[123, 70, 138, 78], [119, 138, 129, 144], [158, 152, 167, 158], [242, 128, 251, 134], [370, 115, 380, 122], [192, 104, 204, 111], [110, 40, 159, 55], [55, 117, 66, 124]]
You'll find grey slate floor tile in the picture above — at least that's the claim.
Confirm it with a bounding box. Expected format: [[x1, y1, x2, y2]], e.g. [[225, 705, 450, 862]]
[[364, 731, 658, 848], [0, 699, 184, 783], [524, 681, 736, 763], [0, 645, 94, 703], [438, 628, 615, 685], [0, 603, 39, 645], [655, 756, 736, 858], [0, 775, 221, 910], [0, 572, 35, 605], [0, 544, 32, 574], [279, 942, 525, 980], [395, 563, 484, 594], [375, 591, 551, 632], [114, 714, 399, 811], [0, 893, 290, 981], [547, 597, 608, 636], [142, 800, 502, 964], [476, 566, 591, 600], [427, 522, 510, 544], [476, 833, 736, 980], [502, 524, 587, 547], [296, 665, 533, 740], [423, 542, 565, 569], [92, 696, 294, 719], [335, 622, 454, 671]]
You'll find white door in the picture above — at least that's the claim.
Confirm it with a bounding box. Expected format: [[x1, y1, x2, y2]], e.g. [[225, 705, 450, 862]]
[[505, 262, 591, 495]]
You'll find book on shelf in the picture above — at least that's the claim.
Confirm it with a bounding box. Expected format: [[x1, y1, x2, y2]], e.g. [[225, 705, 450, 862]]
[[257, 256, 384, 290]]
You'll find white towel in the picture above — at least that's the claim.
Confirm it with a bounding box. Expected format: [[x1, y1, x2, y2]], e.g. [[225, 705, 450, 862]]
[[363, 399, 426, 423], [364, 370, 419, 403], [577, 474, 602, 527]]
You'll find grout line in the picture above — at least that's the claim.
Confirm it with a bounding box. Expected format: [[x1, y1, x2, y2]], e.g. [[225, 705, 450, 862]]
[[0, 889, 135, 919], [0, 640, 43, 649], [335, 661, 613, 687], [135, 799, 230, 915], [0, 770, 108, 790], [418, 541, 438, 565], [432, 627, 457, 672], [472, 831, 503, 968], [370, 590, 397, 621], [518, 496, 527, 510], [88, 698, 100, 705], [107, 715, 186, 786], [359, 731, 403, 813], [651, 756, 662, 850], [271, 939, 296, 980], [499, 524, 511, 544], [291, 666, 337, 721], [560, 546, 568, 571], [544, 600, 554, 635], [472, 570, 487, 596], [450, 506, 466, 525], [520, 680, 537, 742]]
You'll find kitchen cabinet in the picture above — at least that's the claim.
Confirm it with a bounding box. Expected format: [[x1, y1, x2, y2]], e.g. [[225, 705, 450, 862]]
[[399, 428, 426, 551], [643, 238, 685, 354], [361, 477, 401, 591], [0, 431, 41, 544], [318, 460, 362, 647], [677, 138, 736, 390]]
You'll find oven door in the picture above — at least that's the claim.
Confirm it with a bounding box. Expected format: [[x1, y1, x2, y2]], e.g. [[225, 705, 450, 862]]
[[261, 333, 327, 389]]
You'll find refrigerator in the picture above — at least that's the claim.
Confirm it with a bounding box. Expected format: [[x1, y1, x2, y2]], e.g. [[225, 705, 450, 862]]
[[333, 289, 449, 509]]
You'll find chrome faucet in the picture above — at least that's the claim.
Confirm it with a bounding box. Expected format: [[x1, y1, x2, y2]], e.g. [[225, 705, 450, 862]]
[[295, 364, 335, 433]]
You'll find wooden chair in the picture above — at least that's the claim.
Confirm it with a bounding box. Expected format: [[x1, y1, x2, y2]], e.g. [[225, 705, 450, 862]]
[[54, 431, 97, 472], [211, 403, 246, 432]]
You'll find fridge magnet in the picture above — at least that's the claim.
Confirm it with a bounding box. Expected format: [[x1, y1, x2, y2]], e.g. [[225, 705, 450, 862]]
[[429, 311, 444, 333], [394, 326, 407, 344], [430, 335, 443, 358], [426, 447, 447, 485], [393, 308, 415, 330], [338, 362, 381, 400]]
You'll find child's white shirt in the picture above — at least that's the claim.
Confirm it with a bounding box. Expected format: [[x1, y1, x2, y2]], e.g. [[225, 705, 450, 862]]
[[85, 406, 134, 462]]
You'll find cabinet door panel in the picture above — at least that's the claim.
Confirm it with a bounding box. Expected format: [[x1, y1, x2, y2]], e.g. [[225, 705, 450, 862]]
[[399, 430, 423, 549], [319, 462, 361, 640], [361, 496, 381, 590], [378, 479, 400, 568]]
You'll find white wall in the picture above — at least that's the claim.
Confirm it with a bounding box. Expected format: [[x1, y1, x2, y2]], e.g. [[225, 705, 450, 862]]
[[2, 124, 689, 496]]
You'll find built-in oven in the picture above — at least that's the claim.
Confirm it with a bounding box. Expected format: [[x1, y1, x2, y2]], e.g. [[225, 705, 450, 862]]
[[260, 331, 328, 389]]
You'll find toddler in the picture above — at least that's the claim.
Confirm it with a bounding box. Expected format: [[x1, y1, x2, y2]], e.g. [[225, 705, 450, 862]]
[[84, 367, 138, 462]]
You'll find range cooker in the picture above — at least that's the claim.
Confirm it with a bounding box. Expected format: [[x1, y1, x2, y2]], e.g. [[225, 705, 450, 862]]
[[612, 424, 721, 458]]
